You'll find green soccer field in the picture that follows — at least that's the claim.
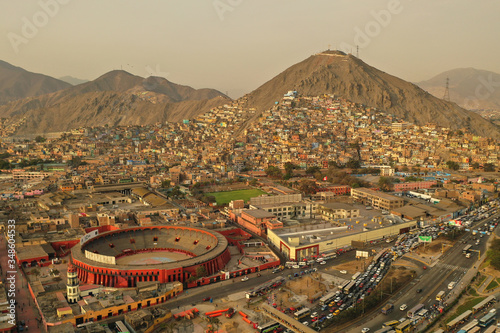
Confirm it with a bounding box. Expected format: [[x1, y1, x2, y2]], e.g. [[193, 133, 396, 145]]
[[205, 189, 267, 205]]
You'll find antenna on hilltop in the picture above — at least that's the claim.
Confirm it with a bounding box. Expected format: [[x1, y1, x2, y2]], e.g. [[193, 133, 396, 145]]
[[328, 44, 331, 51], [356, 45, 359, 58], [443, 77, 450, 101]]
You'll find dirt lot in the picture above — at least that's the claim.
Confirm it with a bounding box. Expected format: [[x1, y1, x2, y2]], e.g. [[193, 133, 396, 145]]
[[415, 238, 451, 256], [327, 257, 374, 275]]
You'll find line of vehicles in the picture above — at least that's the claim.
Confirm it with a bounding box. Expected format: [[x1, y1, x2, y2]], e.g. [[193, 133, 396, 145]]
[[292, 250, 394, 329], [260, 200, 500, 333]]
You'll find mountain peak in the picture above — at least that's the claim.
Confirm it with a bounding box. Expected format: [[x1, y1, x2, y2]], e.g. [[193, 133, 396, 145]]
[[0, 59, 71, 105], [242, 52, 500, 139]]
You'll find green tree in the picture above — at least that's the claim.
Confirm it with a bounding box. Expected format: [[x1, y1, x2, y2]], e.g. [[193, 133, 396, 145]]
[[484, 163, 496, 172], [168, 186, 183, 198], [346, 159, 361, 169], [298, 179, 318, 195], [34, 135, 46, 143], [378, 177, 394, 192], [265, 166, 283, 179], [305, 166, 321, 175], [196, 266, 207, 278], [284, 162, 297, 174], [446, 160, 460, 171]]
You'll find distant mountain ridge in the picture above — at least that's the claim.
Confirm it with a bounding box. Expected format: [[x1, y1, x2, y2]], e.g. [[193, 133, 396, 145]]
[[0, 69, 230, 135], [59, 76, 88, 86], [241, 50, 500, 139], [0, 60, 71, 105], [417, 68, 500, 112]]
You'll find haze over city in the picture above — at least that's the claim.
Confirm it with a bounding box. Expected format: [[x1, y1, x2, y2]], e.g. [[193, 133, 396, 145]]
[[1, 0, 500, 98], [2, 1, 500, 333]]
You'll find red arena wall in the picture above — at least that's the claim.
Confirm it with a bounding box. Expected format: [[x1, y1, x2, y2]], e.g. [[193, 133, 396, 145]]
[[71, 226, 231, 288]]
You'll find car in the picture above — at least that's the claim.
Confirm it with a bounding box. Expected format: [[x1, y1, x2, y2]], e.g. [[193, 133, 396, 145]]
[[327, 313, 334, 319], [311, 312, 318, 318], [302, 321, 309, 326], [422, 266, 427, 270], [340, 270, 347, 274], [202, 297, 211, 302], [320, 261, 326, 265], [400, 304, 407, 311], [416, 288, 423, 293], [312, 317, 318, 322], [361, 328, 370, 333], [241, 276, 249, 281]]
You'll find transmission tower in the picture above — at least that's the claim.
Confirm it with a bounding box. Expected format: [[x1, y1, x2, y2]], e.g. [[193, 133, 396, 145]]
[[356, 45, 359, 58], [443, 77, 450, 101]]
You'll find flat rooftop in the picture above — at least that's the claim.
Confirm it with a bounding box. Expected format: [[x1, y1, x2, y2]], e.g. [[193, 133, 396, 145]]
[[272, 217, 408, 246], [242, 209, 276, 219], [354, 188, 403, 201]]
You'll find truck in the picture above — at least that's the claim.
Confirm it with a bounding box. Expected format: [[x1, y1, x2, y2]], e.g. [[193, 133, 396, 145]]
[[381, 303, 394, 315]]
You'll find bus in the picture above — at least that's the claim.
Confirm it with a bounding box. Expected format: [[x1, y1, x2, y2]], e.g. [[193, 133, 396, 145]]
[[258, 321, 280, 333], [436, 290, 445, 301], [446, 310, 472, 330], [472, 295, 496, 313], [319, 291, 337, 306], [352, 272, 361, 280], [339, 280, 351, 291], [467, 327, 481, 333], [285, 261, 297, 268], [463, 245, 472, 254], [479, 312, 496, 328], [407, 304, 424, 319], [459, 319, 478, 332], [395, 319, 412, 333], [294, 308, 311, 321], [382, 320, 400, 328], [375, 328, 395, 333], [324, 253, 337, 260], [344, 280, 356, 294], [381, 303, 394, 315], [116, 321, 130, 333], [483, 325, 498, 333]]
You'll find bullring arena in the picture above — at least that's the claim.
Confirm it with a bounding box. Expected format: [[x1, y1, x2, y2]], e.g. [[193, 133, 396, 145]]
[[71, 226, 231, 288]]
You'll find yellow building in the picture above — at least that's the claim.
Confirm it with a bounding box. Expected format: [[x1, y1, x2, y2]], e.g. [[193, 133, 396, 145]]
[[351, 188, 404, 210], [39, 282, 182, 329]]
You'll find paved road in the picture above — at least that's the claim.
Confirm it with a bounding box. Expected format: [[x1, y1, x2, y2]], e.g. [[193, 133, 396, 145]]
[[345, 213, 498, 333]]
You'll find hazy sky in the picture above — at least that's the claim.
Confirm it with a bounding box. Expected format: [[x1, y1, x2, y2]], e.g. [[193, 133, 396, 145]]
[[1, 0, 499, 98]]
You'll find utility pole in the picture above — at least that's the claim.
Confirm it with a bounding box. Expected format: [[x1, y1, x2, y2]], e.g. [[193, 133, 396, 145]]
[[443, 77, 450, 101]]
